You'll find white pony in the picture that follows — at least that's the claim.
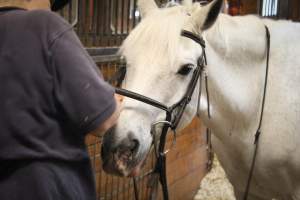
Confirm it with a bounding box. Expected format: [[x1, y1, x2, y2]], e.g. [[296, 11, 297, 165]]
[[101, 0, 300, 199]]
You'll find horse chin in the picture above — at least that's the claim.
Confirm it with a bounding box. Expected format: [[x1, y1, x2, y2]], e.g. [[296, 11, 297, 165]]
[[102, 152, 147, 177], [128, 159, 145, 177]]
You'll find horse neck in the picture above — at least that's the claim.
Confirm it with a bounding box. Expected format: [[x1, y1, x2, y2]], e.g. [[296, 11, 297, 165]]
[[200, 14, 269, 139]]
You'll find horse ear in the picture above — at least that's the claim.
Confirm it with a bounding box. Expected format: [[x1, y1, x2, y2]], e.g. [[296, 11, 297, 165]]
[[191, 0, 223, 31], [138, 0, 158, 18], [182, 0, 193, 7]]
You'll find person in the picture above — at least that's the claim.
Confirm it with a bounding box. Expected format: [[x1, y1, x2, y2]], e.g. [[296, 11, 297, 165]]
[[0, 0, 121, 199]]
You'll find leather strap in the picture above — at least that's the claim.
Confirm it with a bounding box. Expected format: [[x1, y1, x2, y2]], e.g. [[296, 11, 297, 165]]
[[181, 30, 206, 48], [243, 25, 271, 200]]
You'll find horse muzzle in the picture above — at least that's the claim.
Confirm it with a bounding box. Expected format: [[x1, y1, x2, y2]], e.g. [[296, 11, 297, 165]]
[[101, 127, 146, 177]]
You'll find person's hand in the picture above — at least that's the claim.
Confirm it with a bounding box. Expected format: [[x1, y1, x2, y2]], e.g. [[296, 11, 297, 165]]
[[115, 93, 124, 103]]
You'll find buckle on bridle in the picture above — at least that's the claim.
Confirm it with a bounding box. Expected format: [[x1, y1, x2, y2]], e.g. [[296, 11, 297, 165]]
[[150, 121, 177, 156]]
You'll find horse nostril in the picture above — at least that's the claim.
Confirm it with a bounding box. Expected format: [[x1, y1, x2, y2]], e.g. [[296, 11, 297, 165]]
[[130, 139, 140, 154], [116, 136, 140, 156]]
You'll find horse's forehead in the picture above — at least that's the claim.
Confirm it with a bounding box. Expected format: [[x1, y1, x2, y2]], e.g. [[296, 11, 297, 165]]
[[121, 10, 204, 71]]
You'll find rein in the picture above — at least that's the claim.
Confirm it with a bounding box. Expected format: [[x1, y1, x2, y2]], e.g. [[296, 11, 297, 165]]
[[110, 25, 271, 200], [243, 25, 271, 200]]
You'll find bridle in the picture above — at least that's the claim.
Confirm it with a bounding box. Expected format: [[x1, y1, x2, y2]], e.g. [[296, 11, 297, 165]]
[[111, 26, 271, 200], [113, 30, 208, 200]]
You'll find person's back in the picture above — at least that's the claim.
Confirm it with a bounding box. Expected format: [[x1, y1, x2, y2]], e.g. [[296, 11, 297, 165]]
[[0, 3, 119, 200]]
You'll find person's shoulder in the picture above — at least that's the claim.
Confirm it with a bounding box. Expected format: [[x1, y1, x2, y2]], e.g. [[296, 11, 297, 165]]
[[27, 10, 71, 30], [20, 10, 71, 40]]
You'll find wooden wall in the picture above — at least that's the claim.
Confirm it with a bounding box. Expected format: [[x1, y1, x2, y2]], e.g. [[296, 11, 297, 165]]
[[224, 0, 258, 15], [241, 0, 258, 14]]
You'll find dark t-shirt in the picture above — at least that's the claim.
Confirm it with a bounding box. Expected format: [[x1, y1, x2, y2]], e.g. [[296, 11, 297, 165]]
[[0, 8, 116, 200]]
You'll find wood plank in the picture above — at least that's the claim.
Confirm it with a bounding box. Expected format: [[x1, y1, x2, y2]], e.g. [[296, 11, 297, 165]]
[[292, 0, 300, 21], [168, 166, 207, 200], [241, 0, 258, 14], [155, 165, 207, 200], [166, 145, 208, 186]]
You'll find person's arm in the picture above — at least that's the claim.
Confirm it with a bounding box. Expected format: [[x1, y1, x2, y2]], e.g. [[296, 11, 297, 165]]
[[48, 15, 120, 136], [89, 95, 121, 137]]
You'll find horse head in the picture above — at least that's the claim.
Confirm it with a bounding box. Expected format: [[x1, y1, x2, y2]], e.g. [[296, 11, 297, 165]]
[[101, 0, 222, 177]]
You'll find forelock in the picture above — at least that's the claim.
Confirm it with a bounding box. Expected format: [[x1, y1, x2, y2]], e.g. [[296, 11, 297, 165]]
[[120, 6, 189, 68]]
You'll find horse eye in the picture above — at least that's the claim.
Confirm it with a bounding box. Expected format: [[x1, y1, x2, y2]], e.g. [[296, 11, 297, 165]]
[[177, 64, 193, 76]]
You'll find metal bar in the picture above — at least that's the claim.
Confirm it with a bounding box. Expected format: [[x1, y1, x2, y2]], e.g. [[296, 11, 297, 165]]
[[108, 0, 113, 46], [115, 177, 120, 200], [86, 47, 119, 56], [266, 0, 270, 16], [71, 0, 79, 27], [95, 0, 100, 46], [140, 169, 145, 199], [270, 0, 274, 16], [114, 60, 118, 86], [115, 0, 119, 45], [262, 0, 266, 16], [287, 0, 291, 19], [110, 176, 114, 200], [271, 0, 275, 16], [121, 0, 125, 45], [126, 178, 130, 200], [84, 0, 89, 45], [98, 170, 102, 200], [133, 178, 139, 200], [277, 0, 281, 19], [92, 0, 97, 46], [296, 2, 300, 21], [76, 0, 82, 42], [133, 0, 137, 26], [98, 0, 103, 46], [127, 0, 131, 34], [266, 0, 269, 16], [103, 0, 108, 46], [257, 0, 262, 15], [116, 177, 120, 200], [274, 0, 278, 16], [104, 173, 109, 199], [122, 176, 126, 200], [68, 0, 72, 24]]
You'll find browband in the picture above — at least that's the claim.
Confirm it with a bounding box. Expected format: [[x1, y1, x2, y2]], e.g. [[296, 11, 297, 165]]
[[181, 30, 206, 48]]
